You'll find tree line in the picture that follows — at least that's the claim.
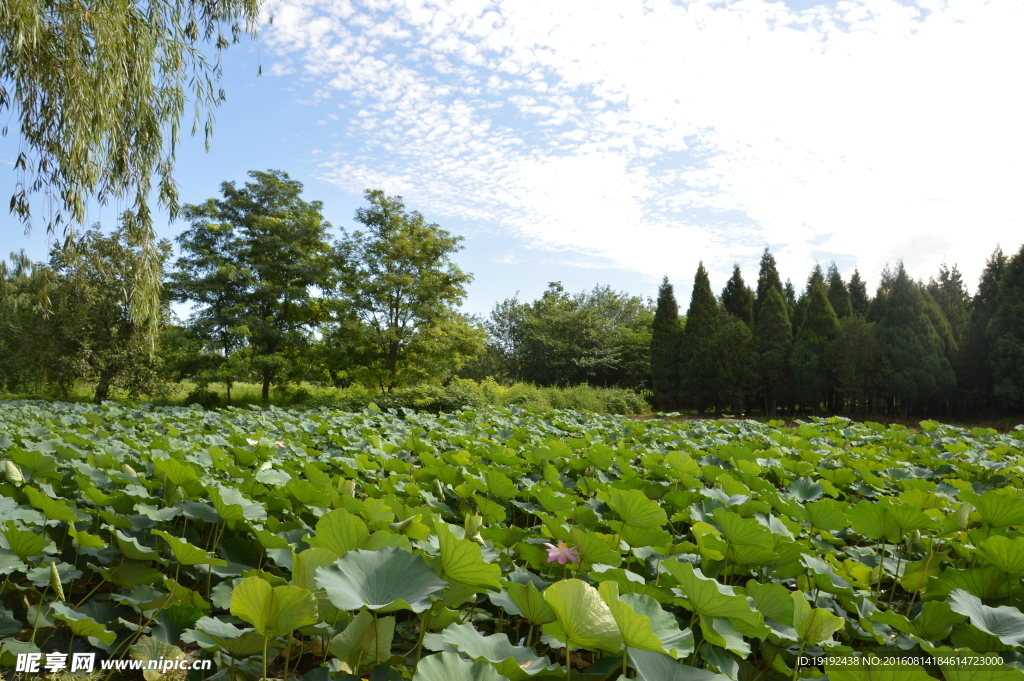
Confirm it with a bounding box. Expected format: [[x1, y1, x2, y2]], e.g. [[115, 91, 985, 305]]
[[3, 168, 1024, 419], [1, 171, 482, 404], [651, 247, 1024, 419]]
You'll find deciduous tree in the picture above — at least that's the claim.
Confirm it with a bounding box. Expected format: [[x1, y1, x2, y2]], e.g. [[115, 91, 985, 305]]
[[337, 190, 477, 392], [1, 0, 261, 337]]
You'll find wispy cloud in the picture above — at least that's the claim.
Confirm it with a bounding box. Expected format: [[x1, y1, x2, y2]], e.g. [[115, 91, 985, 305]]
[[260, 0, 1024, 293]]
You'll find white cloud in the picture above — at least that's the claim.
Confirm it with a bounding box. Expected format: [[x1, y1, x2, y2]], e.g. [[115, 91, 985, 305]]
[[260, 0, 1024, 294]]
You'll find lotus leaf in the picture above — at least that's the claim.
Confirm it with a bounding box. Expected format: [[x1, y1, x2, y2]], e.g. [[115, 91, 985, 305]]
[[316, 547, 447, 613]]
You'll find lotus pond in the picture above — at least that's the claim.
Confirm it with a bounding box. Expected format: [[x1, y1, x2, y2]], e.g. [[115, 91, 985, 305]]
[[1, 400, 1024, 681]]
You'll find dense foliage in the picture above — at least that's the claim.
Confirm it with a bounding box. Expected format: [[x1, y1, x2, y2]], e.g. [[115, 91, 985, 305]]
[[1, 401, 1023, 681], [650, 246, 1024, 419]]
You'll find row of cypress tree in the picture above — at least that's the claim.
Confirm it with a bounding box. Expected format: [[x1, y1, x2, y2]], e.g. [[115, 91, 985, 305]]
[[650, 245, 1024, 419]]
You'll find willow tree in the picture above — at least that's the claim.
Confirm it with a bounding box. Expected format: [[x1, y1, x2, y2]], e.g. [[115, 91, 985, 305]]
[[0, 0, 261, 338]]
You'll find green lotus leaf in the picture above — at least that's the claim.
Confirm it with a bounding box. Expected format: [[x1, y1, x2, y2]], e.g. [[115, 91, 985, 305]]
[[801, 555, 855, 597], [804, 501, 848, 532], [2, 526, 51, 559], [745, 580, 794, 627], [315, 547, 447, 613], [153, 458, 200, 486], [229, 576, 318, 638], [787, 479, 824, 503], [210, 485, 267, 522], [660, 559, 767, 637], [329, 608, 395, 672], [949, 588, 1024, 646], [24, 486, 78, 522], [961, 491, 1024, 529], [568, 528, 622, 570], [542, 578, 623, 653], [591, 566, 674, 603], [629, 647, 730, 681], [491, 581, 556, 625], [426, 623, 555, 680], [925, 565, 1007, 602], [710, 508, 776, 565], [152, 530, 227, 566], [847, 501, 901, 543], [606, 488, 668, 529], [703, 614, 753, 655], [792, 591, 845, 645], [436, 523, 501, 590], [883, 501, 940, 533], [484, 471, 517, 499], [870, 601, 965, 641], [116, 530, 159, 561], [187, 617, 268, 657], [307, 509, 370, 558], [599, 582, 693, 658], [412, 651, 511, 681], [50, 602, 117, 645], [977, 535, 1024, 575]]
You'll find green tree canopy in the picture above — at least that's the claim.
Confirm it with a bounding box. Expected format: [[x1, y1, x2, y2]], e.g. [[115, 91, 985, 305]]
[[874, 262, 956, 418], [721, 265, 754, 328], [848, 268, 870, 316], [650, 276, 682, 411], [754, 247, 784, 324], [0, 224, 171, 401], [335, 190, 479, 392], [754, 285, 792, 418], [172, 170, 336, 404], [1, 0, 261, 337], [987, 245, 1024, 409], [962, 247, 1007, 407], [790, 282, 839, 413], [679, 262, 719, 414], [487, 283, 651, 389], [826, 263, 852, 318]]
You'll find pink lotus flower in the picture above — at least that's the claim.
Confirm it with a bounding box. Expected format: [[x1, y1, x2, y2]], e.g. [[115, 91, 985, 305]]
[[275, 440, 286, 447], [544, 541, 582, 565]]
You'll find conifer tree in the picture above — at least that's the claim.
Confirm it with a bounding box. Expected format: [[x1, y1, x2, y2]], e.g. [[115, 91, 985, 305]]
[[826, 263, 853, 318], [962, 247, 1007, 407], [987, 245, 1024, 409], [831, 315, 887, 414], [679, 262, 719, 415], [783, 279, 797, 319], [754, 248, 783, 323], [650, 276, 683, 411], [927, 262, 971, 404], [849, 268, 869, 316], [755, 286, 792, 417], [721, 265, 754, 328], [875, 262, 956, 419], [712, 313, 755, 415], [790, 282, 839, 413]]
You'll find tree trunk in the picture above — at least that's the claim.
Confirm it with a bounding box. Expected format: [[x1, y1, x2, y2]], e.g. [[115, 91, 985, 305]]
[[226, 380, 233, 406], [262, 372, 271, 406], [94, 372, 114, 404], [387, 340, 399, 392]]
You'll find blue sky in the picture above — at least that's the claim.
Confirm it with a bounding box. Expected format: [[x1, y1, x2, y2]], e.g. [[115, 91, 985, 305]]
[[3, 0, 1023, 317]]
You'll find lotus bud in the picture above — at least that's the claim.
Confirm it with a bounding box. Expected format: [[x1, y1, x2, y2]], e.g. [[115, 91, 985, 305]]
[[339, 479, 356, 496], [121, 463, 138, 478], [4, 460, 24, 484], [49, 562, 65, 602], [465, 514, 484, 543]]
